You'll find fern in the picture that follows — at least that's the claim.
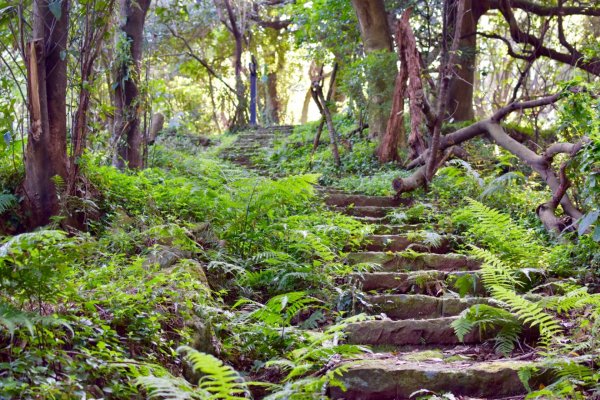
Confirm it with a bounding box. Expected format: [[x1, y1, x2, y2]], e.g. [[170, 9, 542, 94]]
[[51, 174, 66, 194], [481, 171, 525, 198], [452, 304, 522, 356], [543, 286, 600, 315], [264, 314, 371, 399], [235, 292, 319, 327], [525, 361, 599, 398], [451, 313, 475, 341], [469, 246, 520, 290], [453, 199, 544, 266], [447, 159, 484, 187], [137, 347, 249, 400], [136, 376, 200, 399], [451, 273, 476, 298], [490, 286, 562, 343], [179, 346, 250, 399], [0, 193, 17, 214], [407, 230, 444, 249]]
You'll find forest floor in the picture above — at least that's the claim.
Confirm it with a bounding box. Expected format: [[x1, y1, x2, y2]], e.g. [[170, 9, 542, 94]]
[[2, 123, 596, 399]]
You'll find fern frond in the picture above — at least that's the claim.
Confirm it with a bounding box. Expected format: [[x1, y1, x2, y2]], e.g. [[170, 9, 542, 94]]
[[448, 159, 484, 186], [494, 321, 521, 356], [136, 376, 200, 399], [453, 304, 522, 356], [0, 302, 35, 337], [241, 292, 319, 327], [178, 346, 250, 399], [490, 286, 562, 343], [51, 175, 66, 194], [469, 246, 520, 290], [0, 193, 17, 214], [451, 313, 475, 342], [456, 199, 543, 266], [543, 286, 600, 315], [481, 171, 525, 198]]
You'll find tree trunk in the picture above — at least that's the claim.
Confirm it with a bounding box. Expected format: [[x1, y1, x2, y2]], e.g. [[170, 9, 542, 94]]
[[221, 0, 247, 129], [301, 61, 321, 123], [265, 72, 280, 125], [377, 68, 406, 163], [148, 113, 165, 144], [311, 82, 341, 167], [112, 0, 151, 170], [23, 0, 69, 227], [300, 89, 311, 124], [446, 0, 487, 121], [351, 0, 395, 140]]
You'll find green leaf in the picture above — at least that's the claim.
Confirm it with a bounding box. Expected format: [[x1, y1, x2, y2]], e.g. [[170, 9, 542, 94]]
[[578, 210, 599, 236], [48, 0, 62, 20]]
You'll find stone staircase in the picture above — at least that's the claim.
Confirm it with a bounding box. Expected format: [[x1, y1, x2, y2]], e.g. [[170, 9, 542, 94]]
[[322, 190, 538, 399], [221, 127, 541, 400], [219, 125, 294, 171]]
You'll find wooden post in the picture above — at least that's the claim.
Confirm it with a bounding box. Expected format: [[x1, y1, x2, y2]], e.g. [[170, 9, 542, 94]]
[[249, 56, 257, 126]]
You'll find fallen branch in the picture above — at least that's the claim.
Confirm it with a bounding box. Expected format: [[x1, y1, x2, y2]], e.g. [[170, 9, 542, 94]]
[[393, 92, 589, 232]]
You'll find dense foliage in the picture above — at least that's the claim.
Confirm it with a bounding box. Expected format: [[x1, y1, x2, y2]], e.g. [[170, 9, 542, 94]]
[[1, 0, 600, 398]]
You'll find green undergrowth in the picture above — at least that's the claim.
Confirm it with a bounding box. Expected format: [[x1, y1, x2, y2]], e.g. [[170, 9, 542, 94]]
[[252, 115, 409, 195], [251, 120, 600, 398], [0, 140, 371, 398]]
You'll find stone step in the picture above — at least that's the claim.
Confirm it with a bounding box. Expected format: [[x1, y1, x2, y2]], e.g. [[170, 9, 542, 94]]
[[235, 137, 273, 142], [347, 251, 480, 272], [351, 216, 390, 224], [360, 234, 454, 253], [331, 357, 538, 399], [371, 224, 428, 234], [348, 271, 483, 295], [334, 206, 397, 219], [323, 193, 405, 208], [345, 317, 484, 346], [364, 294, 490, 319], [221, 150, 260, 158], [234, 145, 267, 150]]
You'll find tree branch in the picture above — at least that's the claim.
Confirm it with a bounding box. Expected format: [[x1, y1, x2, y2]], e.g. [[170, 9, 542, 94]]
[[490, 0, 600, 16], [166, 25, 237, 95], [495, 0, 600, 76]]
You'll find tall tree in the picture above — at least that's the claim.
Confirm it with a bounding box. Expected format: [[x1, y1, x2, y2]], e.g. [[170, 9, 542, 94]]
[[214, 0, 248, 129], [351, 0, 395, 140], [112, 0, 151, 169], [445, 0, 485, 122], [23, 0, 69, 227]]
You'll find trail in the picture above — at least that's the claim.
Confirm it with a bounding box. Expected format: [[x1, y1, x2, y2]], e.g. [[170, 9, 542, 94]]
[[221, 126, 538, 400]]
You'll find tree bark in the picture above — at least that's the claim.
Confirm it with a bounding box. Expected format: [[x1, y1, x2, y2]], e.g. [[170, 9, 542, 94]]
[[446, 0, 485, 121], [427, 0, 466, 180], [148, 113, 165, 145], [112, 0, 151, 170], [265, 72, 280, 125], [70, 1, 113, 198], [351, 0, 395, 140], [23, 0, 69, 227], [311, 81, 341, 167], [311, 63, 338, 162], [220, 0, 247, 129]]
